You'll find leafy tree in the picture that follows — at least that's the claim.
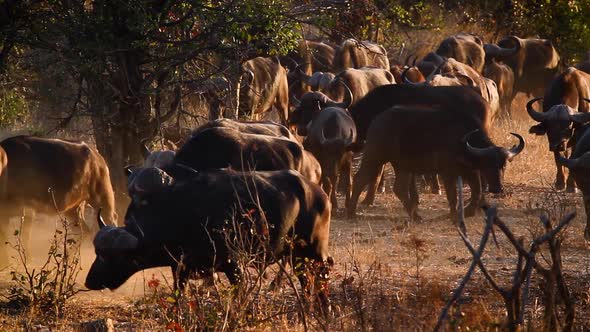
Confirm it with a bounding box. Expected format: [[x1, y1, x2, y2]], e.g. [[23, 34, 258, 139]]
[[8, 0, 304, 203]]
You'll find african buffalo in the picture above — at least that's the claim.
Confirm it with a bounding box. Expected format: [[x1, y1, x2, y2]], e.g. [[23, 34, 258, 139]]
[[526, 67, 590, 191], [332, 39, 389, 73], [290, 67, 394, 134], [346, 105, 524, 221], [86, 168, 332, 309], [435, 33, 485, 73], [557, 129, 590, 239], [232, 57, 289, 124], [193, 118, 298, 142], [303, 107, 356, 210], [0, 136, 117, 261], [483, 57, 515, 118], [417, 52, 446, 77], [128, 127, 321, 196], [349, 84, 493, 145], [283, 40, 336, 99], [141, 144, 175, 169], [391, 65, 424, 85], [485, 35, 560, 100], [403, 59, 500, 120]]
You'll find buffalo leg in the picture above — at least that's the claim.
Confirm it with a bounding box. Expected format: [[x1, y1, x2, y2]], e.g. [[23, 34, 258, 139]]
[[331, 173, 340, 210], [565, 150, 577, 192], [347, 159, 384, 218], [342, 156, 353, 209], [321, 176, 336, 210], [393, 170, 421, 222], [441, 175, 458, 219], [426, 173, 441, 195], [584, 195, 590, 240], [361, 165, 384, 206], [464, 172, 483, 217], [554, 151, 566, 190]]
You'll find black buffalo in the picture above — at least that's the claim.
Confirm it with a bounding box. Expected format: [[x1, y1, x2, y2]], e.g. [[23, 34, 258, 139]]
[[86, 168, 332, 307], [557, 128, 590, 239], [303, 107, 356, 210], [346, 105, 524, 222]]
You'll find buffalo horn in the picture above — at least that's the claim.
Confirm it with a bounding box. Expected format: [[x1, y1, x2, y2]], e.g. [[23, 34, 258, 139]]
[[402, 67, 426, 86], [97, 208, 107, 229], [463, 130, 495, 158], [328, 79, 353, 109], [141, 143, 151, 159], [295, 63, 312, 83], [570, 111, 590, 124], [176, 163, 199, 175], [425, 59, 447, 84], [526, 97, 546, 122], [484, 43, 520, 58], [504, 133, 525, 161], [290, 93, 301, 107], [570, 98, 590, 124]]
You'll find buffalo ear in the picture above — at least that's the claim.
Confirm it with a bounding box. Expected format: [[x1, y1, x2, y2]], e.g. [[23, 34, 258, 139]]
[[529, 124, 546, 136]]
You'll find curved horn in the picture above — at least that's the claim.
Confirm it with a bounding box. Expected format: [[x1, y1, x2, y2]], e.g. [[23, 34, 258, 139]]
[[124, 165, 136, 178], [290, 92, 301, 107], [141, 142, 151, 159], [295, 63, 312, 82], [526, 97, 546, 122], [463, 130, 495, 158], [327, 79, 353, 109], [484, 43, 520, 58], [570, 111, 590, 124], [176, 163, 199, 175], [504, 133, 525, 161], [97, 208, 107, 229], [402, 67, 426, 86]]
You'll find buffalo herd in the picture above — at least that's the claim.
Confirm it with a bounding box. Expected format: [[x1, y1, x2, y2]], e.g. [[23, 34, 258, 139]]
[[1, 33, 589, 308]]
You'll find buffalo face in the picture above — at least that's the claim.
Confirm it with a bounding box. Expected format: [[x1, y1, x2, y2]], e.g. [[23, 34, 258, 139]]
[[289, 86, 353, 136], [527, 98, 590, 151], [462, 132, 525, 193], [85, 211, 142, 290]]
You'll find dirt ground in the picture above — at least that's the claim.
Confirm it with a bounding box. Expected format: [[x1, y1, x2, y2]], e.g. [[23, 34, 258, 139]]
[[0, 101, 589, 331]]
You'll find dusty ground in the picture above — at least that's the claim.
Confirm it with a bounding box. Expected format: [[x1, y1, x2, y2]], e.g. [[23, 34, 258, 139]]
[[0, 101, 589, 331]]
